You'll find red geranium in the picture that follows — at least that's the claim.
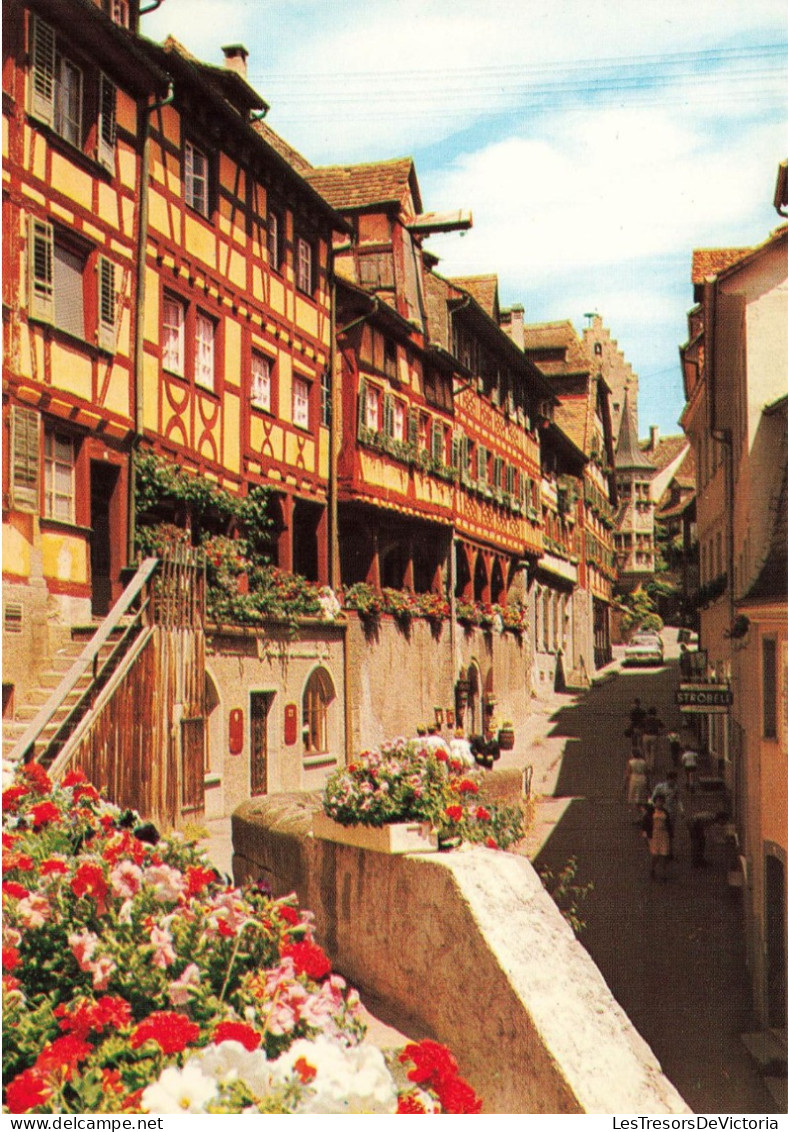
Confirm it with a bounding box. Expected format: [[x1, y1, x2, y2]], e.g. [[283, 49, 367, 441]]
[[281, 939, 331, 980], [186, 864, 217, 896], [21, 762, 52, 794], [435, 749, 449, 763], [485, 837, 498, 849], [475, 806, 491, 822], [130, 1011, 200, 1055], [70, 862, 109, 914], [29, 801, 61, 828], [400, 1039, 458, 1086], [445, 805, 463, 823], [3, 851, 34, 873], [5, 1067, 52, 1113], [276, 902, 300, 927], [435, 1074, 483, 1114], [40, 858, 69, 876], [72, 783, 101, 805], [397, 1092, 428, 1113], [56, 995, 132, 1038], [3, 946, 21, 971], [62, 768, 88, 788], [458, 779, 478, 795], [2, 881, 30, 900], [213, 1021, 262, 1051], [2, 786, 29, 812], [35, 1035, 93, 1081]]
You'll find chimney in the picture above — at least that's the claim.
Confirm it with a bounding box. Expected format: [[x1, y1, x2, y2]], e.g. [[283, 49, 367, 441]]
[[649, 424, 659, 451], [508, 303, 525, 350], [222, 44, 249, 80]]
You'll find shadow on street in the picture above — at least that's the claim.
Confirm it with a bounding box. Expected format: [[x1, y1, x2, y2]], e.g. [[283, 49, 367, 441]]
[[533, 659, 776, 1114]]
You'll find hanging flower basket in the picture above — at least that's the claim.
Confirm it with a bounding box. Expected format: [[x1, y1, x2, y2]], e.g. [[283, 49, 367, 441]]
[[498, 726, 515, 751]]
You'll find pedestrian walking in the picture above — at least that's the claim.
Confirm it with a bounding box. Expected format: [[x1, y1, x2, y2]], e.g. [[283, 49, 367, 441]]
[[626, 698, 647, 754], [650, 771, 682, 857], [681, 746, 699, 792], [625, 751, 650, 819], [642, 707, 664, 773], [641, 794, 673, 881], [667, 729, 682, 768]]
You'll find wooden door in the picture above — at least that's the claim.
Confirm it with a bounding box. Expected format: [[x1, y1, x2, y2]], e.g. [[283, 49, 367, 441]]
[[250, 692, 272, 796]]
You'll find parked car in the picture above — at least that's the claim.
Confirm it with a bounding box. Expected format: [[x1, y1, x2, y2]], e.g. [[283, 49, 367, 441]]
[[623, 633, 664, 667]]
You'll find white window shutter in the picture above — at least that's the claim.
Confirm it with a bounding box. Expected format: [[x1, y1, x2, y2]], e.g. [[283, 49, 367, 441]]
[[97, 256, 116, 351], [28, 216, 54, 323], [30, 16, 56, 127], [10, 406, 41, 513], [97, 74, 117, 170]]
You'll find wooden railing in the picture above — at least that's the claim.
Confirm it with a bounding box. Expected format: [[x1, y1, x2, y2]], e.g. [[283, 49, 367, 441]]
[[8, 558, 160, 768]]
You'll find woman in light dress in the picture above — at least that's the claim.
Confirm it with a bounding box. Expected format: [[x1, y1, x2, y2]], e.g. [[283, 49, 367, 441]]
[[641, 794, 673, 881], [625, 751, 649, 818]]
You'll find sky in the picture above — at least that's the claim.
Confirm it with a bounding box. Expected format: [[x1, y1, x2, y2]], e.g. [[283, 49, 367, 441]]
[[141, 0, 788, 438]]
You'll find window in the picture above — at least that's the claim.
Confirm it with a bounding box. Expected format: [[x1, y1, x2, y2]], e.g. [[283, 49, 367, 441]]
[[184, 140, 209, 217], [763, 638, 777, 740], [392, 399, 405, 441], [110, 0, 129, 27], [365, 384, 380, 432], [194, 313, 215, 391], [293, 377, 310, 429], [10, 406, 40, 513], [303, 668, 335, 755], [250, 351, 272, 412], [44, 428, 75, 523], [162, 296, 185, 375], [296, 237, 314, 295], [28, 219, 116, 347], [431, 420, 445, 464], [267, 207, 283, 272], [29, 17, 117, 167]]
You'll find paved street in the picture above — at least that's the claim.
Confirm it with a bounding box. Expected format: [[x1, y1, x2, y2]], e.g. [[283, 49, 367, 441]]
[[531, 655, 776, 1114]]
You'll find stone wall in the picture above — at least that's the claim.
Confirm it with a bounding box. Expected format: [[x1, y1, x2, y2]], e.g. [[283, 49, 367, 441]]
[[233, 797, 691, 1115], [345, 613, 532, 752]]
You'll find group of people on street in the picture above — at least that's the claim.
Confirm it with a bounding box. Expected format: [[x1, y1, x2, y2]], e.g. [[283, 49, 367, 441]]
[[623, 699, 723, 880], [413, 722, 475, 767]]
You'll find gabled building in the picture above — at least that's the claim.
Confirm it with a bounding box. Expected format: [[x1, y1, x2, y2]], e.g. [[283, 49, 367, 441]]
[[521, 320, 617, 671], [680, 214, 788, 1051], [613, 391, 656, 591], [582, 313, 639, 445], [3, 0, 168, 699]]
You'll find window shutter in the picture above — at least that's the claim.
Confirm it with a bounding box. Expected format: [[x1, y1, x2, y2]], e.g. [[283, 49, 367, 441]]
[[477, 445, 487, 484], [30, 16, 56, 127], [461, 434, 470, 474], [28, 217, 54, 324], [407, 407, 419, 447], [431, 420, 443, 463], [10, 406, 41, 513], [97, 256, 116, 351], [357, 377, 367, 437], [493, 455, 503, 489], [383, 392, 394, 438], [506, 463, 515, 494], [451, 429, 462, 470], [97, 74, 117, 170]]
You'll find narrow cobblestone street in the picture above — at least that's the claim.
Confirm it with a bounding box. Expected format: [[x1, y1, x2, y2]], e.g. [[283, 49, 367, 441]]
[[531, 657, 776, 1113]]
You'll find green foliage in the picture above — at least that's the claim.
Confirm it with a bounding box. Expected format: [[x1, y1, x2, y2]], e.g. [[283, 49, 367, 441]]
[[537, 856, 594, 935], [618, 586, 663, 634]]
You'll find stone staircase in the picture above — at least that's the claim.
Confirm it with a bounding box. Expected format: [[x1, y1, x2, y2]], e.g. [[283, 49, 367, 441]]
[[2, 624, 125, 770]]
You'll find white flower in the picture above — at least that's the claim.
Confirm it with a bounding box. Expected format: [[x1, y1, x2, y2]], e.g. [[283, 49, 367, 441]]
[[142, 1063, 218, 1114], [269, 1036, 398, 1114], [194, 1041, 272, 1097]]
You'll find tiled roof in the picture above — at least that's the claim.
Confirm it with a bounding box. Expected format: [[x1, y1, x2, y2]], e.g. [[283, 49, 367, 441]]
[[252, 121, 312, 173], [303, 158, 419, 213], [615, 393, 654, 470], [691, 247, 751, 284], [553, 396, 589, 451], [639, 434, 689, 473], [449, 275, 499, 320], [523, 320, 590, 375], [424, 272, 452, 351]]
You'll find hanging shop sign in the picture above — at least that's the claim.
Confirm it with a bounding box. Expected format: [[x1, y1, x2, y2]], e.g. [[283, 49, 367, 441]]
[[675, 684, 733, 713]]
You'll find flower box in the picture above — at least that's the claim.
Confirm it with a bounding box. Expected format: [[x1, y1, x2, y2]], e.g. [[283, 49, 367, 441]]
[[312, 811, 438, 854]]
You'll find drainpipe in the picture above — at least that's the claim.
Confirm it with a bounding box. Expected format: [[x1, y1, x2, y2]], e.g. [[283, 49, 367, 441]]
[[128, 81, 174, 565]]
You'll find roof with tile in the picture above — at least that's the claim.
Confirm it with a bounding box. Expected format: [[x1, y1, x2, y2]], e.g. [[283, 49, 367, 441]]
[[523, 321, 591, 377], [691, 247, 752, 284], [449, 276, 499, 320], [303, 158, 421, 214], [252, 120, 312, 173], [615, 393, 655, 470], [639, 434, 690, 473]]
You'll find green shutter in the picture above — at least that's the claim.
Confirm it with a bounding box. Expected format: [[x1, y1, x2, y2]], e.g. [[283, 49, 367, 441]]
[[357, 377, 367, 438], [431, 419, 443, 463], [28, 216, 54, 324], [383, 392, 394, 438], [30, 16, 56, 127], [451, 429, 461, 470], [477, 445, 487, 484], [407, 407, 419, 447], [10, 406, 40, 513], [97, 74, 117, 170], [97, 256, 116, 351]]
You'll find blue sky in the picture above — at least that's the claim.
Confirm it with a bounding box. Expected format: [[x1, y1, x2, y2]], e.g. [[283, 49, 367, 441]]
[[142, 0, 788, 437]]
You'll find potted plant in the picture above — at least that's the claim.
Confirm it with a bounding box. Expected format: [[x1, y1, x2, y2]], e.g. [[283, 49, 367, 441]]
[[498, 721, 515, 750]]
